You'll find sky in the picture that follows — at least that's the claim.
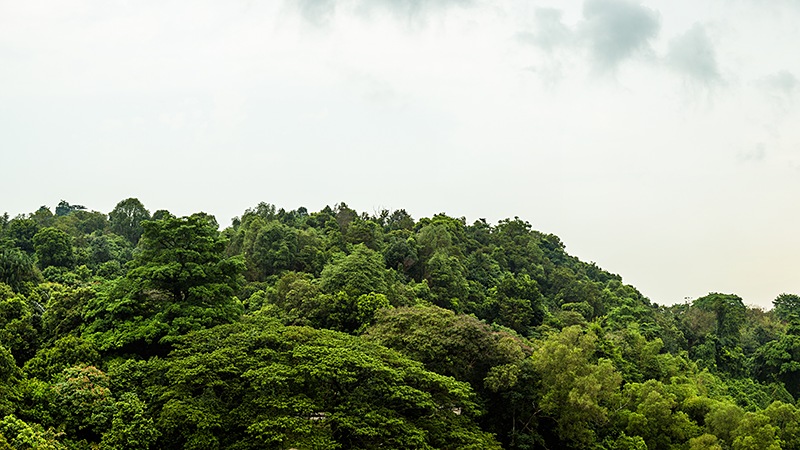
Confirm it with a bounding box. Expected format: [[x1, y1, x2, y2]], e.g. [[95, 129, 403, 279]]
[[2, 0, 800, 308]]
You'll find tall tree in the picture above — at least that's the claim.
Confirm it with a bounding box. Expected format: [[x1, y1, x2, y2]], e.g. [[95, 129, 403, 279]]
[[109, 198, 150, 244], [84, 213, 244, 354], [54, 201, 86, 217], [0, 247, 40, 293], [773, 293, 800, 324]]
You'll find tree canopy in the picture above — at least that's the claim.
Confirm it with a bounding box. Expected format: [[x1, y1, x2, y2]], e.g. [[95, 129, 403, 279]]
[[0, 199, 799, 449]]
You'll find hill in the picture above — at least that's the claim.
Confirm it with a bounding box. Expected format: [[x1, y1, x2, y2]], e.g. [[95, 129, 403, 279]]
[[0, 199, 798, 449]]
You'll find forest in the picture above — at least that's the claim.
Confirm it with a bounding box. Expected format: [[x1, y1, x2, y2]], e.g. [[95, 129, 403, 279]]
[[1, 198, 799, 449]]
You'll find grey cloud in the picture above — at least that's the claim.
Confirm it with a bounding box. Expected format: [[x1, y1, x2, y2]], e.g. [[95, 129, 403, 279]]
[[363, 0, 473, 17], [517, 8, 573, 52], [297, 0, 337, 26], [760, 70, 797, 96], [738, 143, 766, 162], [580, 0, 660, 70], [294, 0, 472, 25], [666, 24, 721, 85]]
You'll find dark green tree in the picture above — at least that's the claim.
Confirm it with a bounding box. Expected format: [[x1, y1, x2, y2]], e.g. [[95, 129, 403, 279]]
[[83, 214, 244, 354], [5, 218, 38, 254], [128, 214, 241, 305], [693, 293, 747, 343], [0, 247, 40, 293], [774, 293, 800, 324], [29, 206, 54, 228], [33, 228, 74, 269], [249, 221, 299, 278], [752, 332, 800, 397], [151, 316, 500, 449], [484, 273, 545, 334], [54, 201, 86, 217], [0, 343, 21, 417], [108, 198, 151, 244], [365, 305, 528, 389], [425, 251, 469, 310], [0, 284, 40, 363]]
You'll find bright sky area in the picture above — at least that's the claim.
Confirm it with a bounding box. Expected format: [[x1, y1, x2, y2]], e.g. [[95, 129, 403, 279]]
[[2, 0, 799, 308]]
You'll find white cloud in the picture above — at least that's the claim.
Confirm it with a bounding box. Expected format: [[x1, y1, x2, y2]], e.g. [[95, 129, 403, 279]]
[[3, 0, 800, 308]]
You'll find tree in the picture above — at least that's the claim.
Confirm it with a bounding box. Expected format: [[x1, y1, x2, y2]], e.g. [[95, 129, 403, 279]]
[[151, 316, 501, 449], [774, 293, 800, 324], [83, 214, 244, 353], [0, 415, 65, 449], [531, 326, 622, 447], [23, 335, 101, 381], [100, 393, 159, 450], [33, 228, 74, 269], [693, 293, 746, 343], [128, 214, 242, 306], [691, 293, 747, 374], [688, 434, 723, 450], [345, 218, 383, 250], [4, 218, 38, 254], [0, 343, 20, 417], [425, 251, 469, 310], [87, 232, 133, 276], [109, 198, 151, 244], [54, 201, 86, 217], [705, 401, 744, 447], [752, 333, 800, 397], [365, 305, 527, 386], [29, 206, 54, 228], [383, 231, 418, 275], [50, 365, 116, 442], [39, 285, 94, 345], [385, 209, 415, 231], [0, 247, 40, 293], [0, 284, 39, 363], [762, 401, 800, 450], [730, 411, 781, 450], [484, 273, 545, 334], [615, 380, 699, 449], [320, 244, 388, 298], [249, 221, 299, 278]]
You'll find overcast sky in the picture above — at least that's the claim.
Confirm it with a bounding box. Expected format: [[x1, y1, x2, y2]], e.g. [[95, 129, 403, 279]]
[[2, 0, 799, 308]]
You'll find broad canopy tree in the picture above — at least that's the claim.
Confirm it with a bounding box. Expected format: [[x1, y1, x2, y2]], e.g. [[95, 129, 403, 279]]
[[150, 316, 501, 450]]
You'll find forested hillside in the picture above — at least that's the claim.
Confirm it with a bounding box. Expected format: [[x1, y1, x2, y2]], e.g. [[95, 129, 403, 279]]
[[1, 199, 799, 449]]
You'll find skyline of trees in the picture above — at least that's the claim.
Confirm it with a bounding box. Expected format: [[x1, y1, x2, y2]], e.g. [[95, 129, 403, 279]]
[[1, 198, 800, 449]]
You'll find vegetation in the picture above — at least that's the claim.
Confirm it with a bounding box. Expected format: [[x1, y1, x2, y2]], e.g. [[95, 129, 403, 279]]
[[0, 198, 799, 448]]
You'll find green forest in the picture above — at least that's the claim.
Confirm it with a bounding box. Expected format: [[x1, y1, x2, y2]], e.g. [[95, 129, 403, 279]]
[[1, 199, 800, 449]]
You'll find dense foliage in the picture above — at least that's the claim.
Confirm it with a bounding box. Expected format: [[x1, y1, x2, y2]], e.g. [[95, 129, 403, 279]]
[[0, 199, 799, 449]]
